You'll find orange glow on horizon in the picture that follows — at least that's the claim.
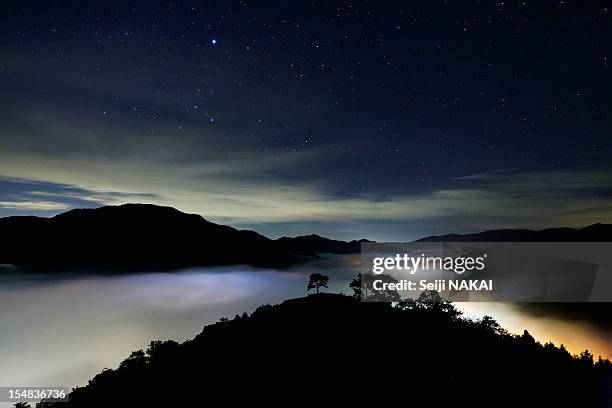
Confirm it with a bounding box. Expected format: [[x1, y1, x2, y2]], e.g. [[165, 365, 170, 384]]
[[459, 303, 612, 361]]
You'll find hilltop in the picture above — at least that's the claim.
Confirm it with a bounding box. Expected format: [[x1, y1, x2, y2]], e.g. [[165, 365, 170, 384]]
[[39, 293, 611, 408]]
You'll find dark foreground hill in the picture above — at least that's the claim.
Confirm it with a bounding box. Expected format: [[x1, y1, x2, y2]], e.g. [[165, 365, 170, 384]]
[[39, 294, 611, 408]]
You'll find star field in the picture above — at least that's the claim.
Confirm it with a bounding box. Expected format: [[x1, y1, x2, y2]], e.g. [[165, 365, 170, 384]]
[[0, 1, 610, 239]]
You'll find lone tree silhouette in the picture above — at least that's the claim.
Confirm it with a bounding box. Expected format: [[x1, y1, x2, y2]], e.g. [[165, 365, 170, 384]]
[[307, 273, 329, 294], [349, 274, 361, 298]]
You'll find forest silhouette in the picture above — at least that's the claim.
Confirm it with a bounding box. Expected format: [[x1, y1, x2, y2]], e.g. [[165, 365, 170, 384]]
[[32, 277, 611, 408]]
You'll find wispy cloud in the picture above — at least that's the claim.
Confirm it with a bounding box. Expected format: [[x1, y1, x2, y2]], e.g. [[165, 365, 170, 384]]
[[1, 149, 611, 235], [0, 201, 71, 211]]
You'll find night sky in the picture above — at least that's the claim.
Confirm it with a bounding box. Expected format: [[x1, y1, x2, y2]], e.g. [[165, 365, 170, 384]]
[[0, 1, 610, 240]]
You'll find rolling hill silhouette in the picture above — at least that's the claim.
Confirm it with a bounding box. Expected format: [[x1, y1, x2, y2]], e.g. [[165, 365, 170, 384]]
[[275, 233, 369, 255], [0, 204, 299, 271], [1, 203, 611, 271], [38, 293, 611, 408], [417, 223, 612, 242], [0, 204, 375, 271]]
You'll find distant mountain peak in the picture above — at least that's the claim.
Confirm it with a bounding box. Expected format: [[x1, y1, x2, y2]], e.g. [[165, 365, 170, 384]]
[[275, 233, 365, 255], [416, 223, 612, 242], [1, 204, 610, 271], [53, 203, 203, 219], [0, 204, 365, 271]]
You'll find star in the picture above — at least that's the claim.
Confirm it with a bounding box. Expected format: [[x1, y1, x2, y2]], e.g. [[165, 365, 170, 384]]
[[211, 38, 217, 45]]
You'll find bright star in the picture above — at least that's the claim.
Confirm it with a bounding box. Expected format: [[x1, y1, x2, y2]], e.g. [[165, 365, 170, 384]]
[[211, 39, 217, 45]]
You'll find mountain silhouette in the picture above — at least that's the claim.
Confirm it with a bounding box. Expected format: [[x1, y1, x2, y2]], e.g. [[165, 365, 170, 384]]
[[0, 204, 299, 271], [275, 233, 369, 255], [1, 203, 611, 272], [0, 204, 373, 272], [38, 293, 611, 408], [417, 223, 612, 242]]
